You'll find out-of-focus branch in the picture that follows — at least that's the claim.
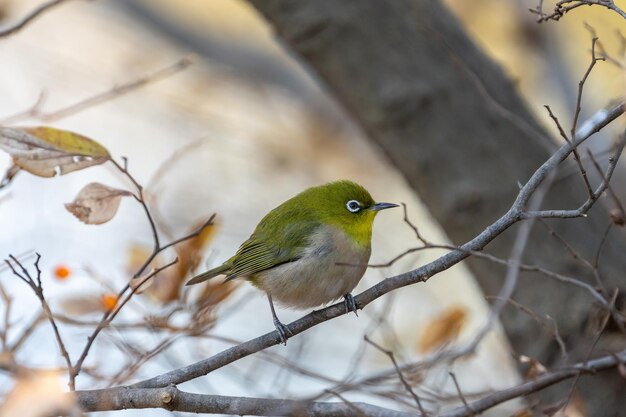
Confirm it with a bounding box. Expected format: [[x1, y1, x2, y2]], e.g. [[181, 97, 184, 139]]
[[0, 0, 82, 38], [4, 254, 75, 388], [0, 56, 194, 124], [441, 349, 626, 417]]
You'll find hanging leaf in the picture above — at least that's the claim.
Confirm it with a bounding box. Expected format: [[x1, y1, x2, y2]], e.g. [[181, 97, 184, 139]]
[[0, 126, 110, 177], [65, 182, 132, 225]]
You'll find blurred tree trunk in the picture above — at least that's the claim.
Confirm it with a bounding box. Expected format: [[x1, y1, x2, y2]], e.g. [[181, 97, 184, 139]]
[[247, 0, 626, 414]]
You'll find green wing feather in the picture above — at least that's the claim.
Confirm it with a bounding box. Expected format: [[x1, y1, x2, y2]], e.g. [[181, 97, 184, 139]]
[[224, 208, 320, 281], [187, 204, 320, 285]]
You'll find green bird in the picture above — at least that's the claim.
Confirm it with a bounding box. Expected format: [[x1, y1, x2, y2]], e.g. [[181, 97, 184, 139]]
[[186, 180, 398, 344]]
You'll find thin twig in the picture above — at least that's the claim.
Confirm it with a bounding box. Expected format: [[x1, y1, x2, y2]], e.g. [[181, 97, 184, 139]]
[[0, 0, 81, 38], [531, 0, 626, 22], [448, 373, 474, 416], [441, 349, 626, 417], [364, 336, 428, 416], [0, 56, 194, 124], [71, 259, 179, 384]]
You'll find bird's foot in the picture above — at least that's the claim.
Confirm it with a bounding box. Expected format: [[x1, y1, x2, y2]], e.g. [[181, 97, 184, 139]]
[[344, 293, 359, 316], [273, 318, 292, 345]]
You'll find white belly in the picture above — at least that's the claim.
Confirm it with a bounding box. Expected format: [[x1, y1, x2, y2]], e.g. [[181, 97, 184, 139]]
[[253, 226, 371, 309]]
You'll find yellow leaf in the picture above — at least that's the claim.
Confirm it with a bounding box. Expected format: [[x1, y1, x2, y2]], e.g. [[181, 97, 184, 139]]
[[418, 306, 468, 353], [65, 182, 132, 225], [0, 126, 110, 177]]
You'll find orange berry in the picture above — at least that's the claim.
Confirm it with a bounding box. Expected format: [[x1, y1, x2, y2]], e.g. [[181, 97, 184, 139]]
[[54, 265, 71, 280], [101, 293, 118, 312]]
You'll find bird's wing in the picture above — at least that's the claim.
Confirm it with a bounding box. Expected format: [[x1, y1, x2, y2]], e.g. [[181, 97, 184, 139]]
[[225, 210, 320, 281]]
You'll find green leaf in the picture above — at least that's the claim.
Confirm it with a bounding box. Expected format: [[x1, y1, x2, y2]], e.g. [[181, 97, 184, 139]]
[[0, 126, 110, 177]]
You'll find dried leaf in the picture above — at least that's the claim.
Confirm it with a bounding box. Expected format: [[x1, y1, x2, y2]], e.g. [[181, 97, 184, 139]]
[[418, 306, 468, 353], [126, 243, 152, 275], [147, 218, 219, 303], [0, 126, 110, 177], [59, 294, 107, 315], [519, 355, 547, 379], [617, 360, 626, 379], [65, 182, 132, 225], [510, 409, 532, 417], [0, 371, 78, 417], [198, 279, 238, 311]]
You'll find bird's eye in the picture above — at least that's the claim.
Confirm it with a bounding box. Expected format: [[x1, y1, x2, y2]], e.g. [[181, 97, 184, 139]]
[[346, 200, 362, 213]]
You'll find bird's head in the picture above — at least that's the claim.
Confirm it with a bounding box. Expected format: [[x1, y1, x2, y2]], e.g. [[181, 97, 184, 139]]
[[297, 180, 398, 247]]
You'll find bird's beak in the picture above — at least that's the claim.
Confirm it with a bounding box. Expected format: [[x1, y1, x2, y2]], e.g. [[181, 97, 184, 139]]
[[369, 202, 399, 211]]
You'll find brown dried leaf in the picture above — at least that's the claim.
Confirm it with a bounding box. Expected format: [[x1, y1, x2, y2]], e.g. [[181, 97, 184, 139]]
[[510, 409, 532, 417], [609, 208, 625, 226], [0, 126, 110, 177], [198, 279, 238, 310], [147, 218, 219, 303], [58, 294, 107, 315], [418, 306, 468, 353], [519, 355, 547, 379], [0, 371, 78, 417], [65, 182, 132, 225], [126, 243, 152, 275]]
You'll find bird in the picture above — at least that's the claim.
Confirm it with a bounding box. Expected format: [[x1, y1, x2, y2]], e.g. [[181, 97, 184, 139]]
[[186, 180, 398, 344]]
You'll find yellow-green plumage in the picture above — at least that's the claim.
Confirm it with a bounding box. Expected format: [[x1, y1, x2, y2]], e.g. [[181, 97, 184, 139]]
[[186, 180, 397, 343]]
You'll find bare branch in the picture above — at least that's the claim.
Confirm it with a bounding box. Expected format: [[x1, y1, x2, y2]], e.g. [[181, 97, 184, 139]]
[[72, 349, 626, 415], [76, 385, 419, 416], [0, 56, 194, 124], [448, 373, 474, 417], [364, 336, 427, 415], [4, 254, 74, 389], [531, 0, 626, 22], [0, 0, 82, 38], [442, 349, 626, 417]]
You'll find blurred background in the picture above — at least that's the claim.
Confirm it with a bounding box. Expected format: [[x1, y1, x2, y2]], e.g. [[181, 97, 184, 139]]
[[0, 0, 624, 416]]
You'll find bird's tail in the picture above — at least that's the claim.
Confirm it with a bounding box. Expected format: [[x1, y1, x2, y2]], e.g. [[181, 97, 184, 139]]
[[186, 263, 230, 286]]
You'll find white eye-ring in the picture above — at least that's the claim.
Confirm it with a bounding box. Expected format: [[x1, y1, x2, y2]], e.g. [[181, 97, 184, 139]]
[[346, 200, 362, 213]]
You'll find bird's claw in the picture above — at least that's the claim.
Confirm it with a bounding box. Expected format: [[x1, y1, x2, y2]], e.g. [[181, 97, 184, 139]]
[[344, 293, 359, 316], [273, 318, 292, 345]]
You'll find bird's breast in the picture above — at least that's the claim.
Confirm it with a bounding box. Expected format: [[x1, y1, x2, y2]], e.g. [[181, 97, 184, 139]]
[[253, 225, 371, 309]]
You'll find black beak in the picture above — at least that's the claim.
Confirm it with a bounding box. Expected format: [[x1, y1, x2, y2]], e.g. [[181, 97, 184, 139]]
[[369, 202, 399, 211]]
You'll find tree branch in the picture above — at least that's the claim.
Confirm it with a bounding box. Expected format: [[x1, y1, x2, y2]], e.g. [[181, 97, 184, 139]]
[[441, 349, 626, 417], [129, 102, 624, 390], [76, 385, 417, 417], [0, 0, 82, 38], [74, 349, 626, 415]]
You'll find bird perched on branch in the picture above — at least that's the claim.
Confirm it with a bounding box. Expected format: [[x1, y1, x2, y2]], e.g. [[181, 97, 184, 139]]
[[186, 180, 398, 344]]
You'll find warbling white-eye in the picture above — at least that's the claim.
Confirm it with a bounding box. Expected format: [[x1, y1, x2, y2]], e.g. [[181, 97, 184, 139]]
[[186, 180, 398, 344]]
